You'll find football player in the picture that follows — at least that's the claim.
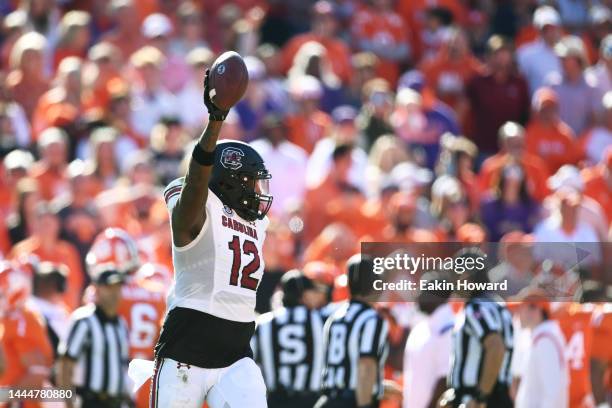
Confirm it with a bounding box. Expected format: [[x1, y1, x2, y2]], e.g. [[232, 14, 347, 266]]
[[148, 69, 273, 408], [86, 228, 167, 361], [552, 302, 597, 408], [0, 261, 54, 408]]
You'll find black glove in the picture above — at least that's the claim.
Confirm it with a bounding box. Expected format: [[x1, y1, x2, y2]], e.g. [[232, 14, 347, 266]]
[[203, 68, 229, 121]]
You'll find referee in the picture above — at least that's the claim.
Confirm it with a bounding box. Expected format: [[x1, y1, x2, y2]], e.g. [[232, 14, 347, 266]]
[[57, 267, 130, 408], [316, 254, 389, 408], [446, 249, 514, 408], [251, 270, 325, 408]]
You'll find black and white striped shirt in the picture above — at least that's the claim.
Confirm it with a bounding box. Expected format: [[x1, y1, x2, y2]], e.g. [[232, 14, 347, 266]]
[[58, 304, 129, 397], [449, 297, 514, 393], [251, 305, 325, 393], [321, 300, 389, 400]]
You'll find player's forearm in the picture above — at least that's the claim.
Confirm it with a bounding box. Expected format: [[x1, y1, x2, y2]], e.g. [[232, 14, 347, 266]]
[[197, 120, 223, 152], [357, 357, 377, 406], [173, 120, 223, 234], [478, 334, 505, 395]]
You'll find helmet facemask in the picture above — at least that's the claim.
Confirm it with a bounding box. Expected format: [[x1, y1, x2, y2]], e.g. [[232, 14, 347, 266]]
[[218, 169, 273, 221]]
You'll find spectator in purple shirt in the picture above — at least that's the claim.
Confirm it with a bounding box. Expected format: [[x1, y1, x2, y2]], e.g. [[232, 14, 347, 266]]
[[234, 56, 281, 142], [480, 163, 540, 242]]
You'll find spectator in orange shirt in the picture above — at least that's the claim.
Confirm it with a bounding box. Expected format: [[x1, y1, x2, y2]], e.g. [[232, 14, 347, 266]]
[[10, 203, 85, 310], [81, 42, 123, 113], [52, 11, 91, 70], [525, 87, 582, 174], [411, 6, 456, 64], [582, 147, 612, 225], [282, 1, 352, 84], [29, 128, 70, 202], [372, 191, 439, 243], [303, 144, 361, 244], [480, 121, 551, 202], [136, 200, 173, 273], [6, 32, 50, 121], [396, 2, 466, 61], [351, 0, 410, 85], [285, 75, 332, 154], [100, 0, 145, 61], [32, 57, 84, 139], [419, 28, 483, 122]]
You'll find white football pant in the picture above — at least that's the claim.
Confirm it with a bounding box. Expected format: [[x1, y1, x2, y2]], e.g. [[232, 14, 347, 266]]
[[149, 357, 267, 408]]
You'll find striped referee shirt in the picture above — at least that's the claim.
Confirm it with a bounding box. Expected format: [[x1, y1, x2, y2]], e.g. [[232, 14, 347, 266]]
[[321, 300, 389, 400], [251, 305, 324, 393], [58, 304, 129, 397], [449, 296, 514, 393]]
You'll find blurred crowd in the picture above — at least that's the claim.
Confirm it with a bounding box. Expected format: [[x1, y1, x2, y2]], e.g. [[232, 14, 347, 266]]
[[0, 0, 611, 406]]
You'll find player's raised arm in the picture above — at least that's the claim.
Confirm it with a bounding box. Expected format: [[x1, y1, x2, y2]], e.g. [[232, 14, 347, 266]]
[[171, 68, 229, 246]]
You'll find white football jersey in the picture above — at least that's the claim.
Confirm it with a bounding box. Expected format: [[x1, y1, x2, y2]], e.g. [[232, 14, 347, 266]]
[[163, 178, 269, 323]]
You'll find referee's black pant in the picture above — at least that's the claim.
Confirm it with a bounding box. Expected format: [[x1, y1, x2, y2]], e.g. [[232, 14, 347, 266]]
[[267, 389, 319, 408]]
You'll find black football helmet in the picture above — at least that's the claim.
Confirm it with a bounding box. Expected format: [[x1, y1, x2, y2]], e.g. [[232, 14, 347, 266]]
[[209, 140, 273, 221]]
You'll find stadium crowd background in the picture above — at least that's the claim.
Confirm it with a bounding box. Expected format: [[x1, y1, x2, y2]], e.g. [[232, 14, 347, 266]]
[[0, 0, 611, 407]]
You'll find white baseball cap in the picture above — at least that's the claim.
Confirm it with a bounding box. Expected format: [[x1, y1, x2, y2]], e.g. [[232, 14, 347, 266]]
[[142, 13, 173, 38], [3, 150, 34, 171], [289, 75, 323, 100], [533, 6, 561, 29], [548, 165, 584, 192]]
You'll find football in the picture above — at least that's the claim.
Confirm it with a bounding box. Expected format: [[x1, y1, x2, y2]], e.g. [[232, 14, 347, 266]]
[[208, 51, 249, 111]]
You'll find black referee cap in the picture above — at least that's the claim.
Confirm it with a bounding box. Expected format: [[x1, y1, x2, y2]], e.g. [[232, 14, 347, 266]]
[[281, 270, 315, 307], [347, 254, 376, 297]]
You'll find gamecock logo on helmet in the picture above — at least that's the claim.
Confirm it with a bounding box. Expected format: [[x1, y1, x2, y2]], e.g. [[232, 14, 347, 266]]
[[220, 147, 244, 170]]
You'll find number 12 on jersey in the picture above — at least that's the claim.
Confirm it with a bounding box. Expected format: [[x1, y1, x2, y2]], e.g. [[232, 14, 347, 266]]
[[228, 235, 260, 290]]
